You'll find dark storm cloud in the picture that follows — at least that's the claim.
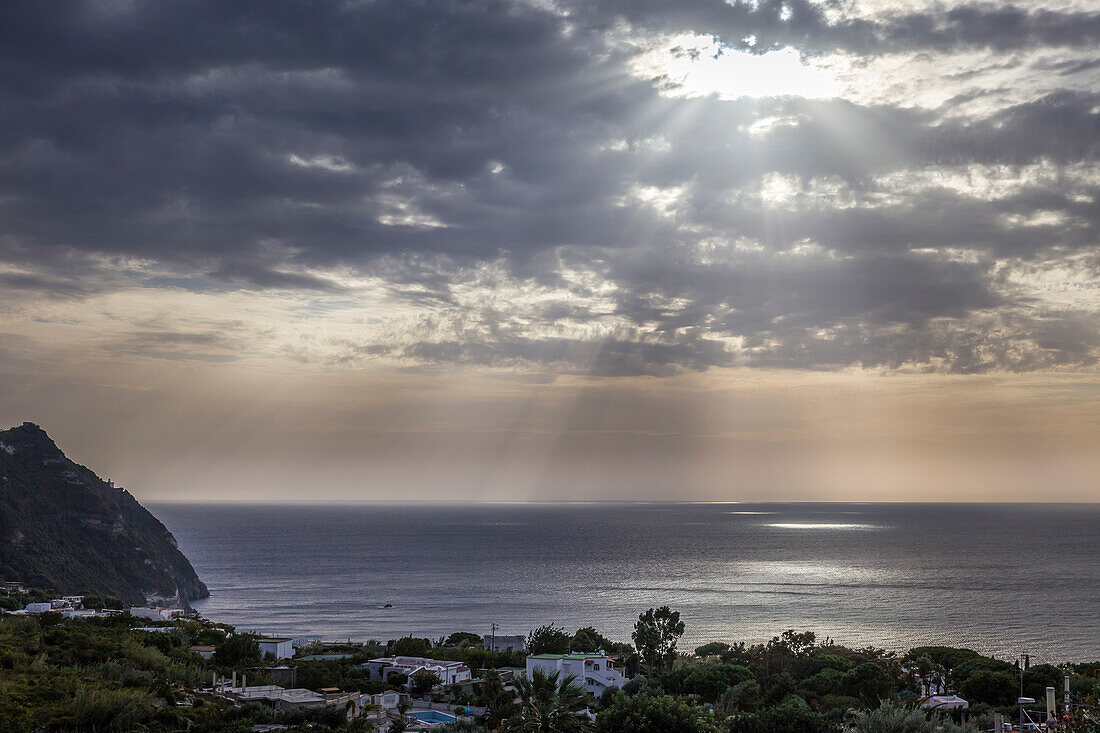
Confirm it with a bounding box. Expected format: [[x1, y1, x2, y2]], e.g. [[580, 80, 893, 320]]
[[0, 271, 90, 296], [208, 261, 344, 291], [1, 0, 1097, 374]]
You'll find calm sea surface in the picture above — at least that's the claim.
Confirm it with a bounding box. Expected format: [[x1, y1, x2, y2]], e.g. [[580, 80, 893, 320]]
[[149, 503, 1100, 662]]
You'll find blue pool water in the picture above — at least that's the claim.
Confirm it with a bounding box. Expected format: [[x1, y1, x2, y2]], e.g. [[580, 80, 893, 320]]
[[408, 710, 457, 723]]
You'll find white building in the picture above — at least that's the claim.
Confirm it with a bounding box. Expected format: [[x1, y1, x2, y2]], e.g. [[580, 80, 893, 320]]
[[526, 653, 626, 695], [257, 637, 295, 660], [12, 602, 117, 619], [365, 656, 472, 688], [922, 695, 969, 710], [20, 599, 79, 613], [371, 690, 401, 710], [129, 607, 185, 621], [217, 683, 362, 713], [61, 609, 100, 619]]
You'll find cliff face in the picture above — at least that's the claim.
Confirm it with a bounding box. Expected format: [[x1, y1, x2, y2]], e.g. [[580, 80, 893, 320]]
[[0, 423, 208, 606]]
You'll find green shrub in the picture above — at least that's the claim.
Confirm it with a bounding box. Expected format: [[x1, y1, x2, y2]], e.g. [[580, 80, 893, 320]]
[[56, 686, 160, 731], [596, 692, 715, 733]]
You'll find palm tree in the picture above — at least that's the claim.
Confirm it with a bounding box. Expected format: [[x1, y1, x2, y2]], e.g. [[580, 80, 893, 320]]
[[481, 668, 516, 728], [481, 668, 507, 709], [500, 668, 593, 732]]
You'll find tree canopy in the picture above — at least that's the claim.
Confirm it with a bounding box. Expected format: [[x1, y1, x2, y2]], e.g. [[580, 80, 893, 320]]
[[410, 669, 441, 696], [596, 692, 715, 733], [213, 632, 260, 667], [633, 606, 685, 676], [527, 624, 572, 656], [572, 626, 616, 654], [446, 631, 483, 647]]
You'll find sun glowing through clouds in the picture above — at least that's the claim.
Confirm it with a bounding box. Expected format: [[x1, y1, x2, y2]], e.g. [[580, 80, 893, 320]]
[[1, 0, 1099, 503], [633, 33, 838, 100]]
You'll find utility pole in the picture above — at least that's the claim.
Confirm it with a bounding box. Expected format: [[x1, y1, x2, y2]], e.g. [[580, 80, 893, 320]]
[[1016, 655, 1036, 733], [1020, 655, 1025, 733], [490, 622, 499, 654]]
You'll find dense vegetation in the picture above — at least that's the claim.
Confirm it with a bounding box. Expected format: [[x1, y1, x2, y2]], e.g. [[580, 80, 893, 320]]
[[0, 608, 406, 732], [477, 617, 1100, 733], [1, 602, 1097, 732], [0, 423, 207, 605]]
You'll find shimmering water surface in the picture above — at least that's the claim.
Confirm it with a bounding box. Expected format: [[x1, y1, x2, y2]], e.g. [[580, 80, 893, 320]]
[[150, 503, 1100, 661]]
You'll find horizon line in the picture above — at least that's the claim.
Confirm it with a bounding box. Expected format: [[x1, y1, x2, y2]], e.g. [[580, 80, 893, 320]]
[[143, 498, 1100, 506]]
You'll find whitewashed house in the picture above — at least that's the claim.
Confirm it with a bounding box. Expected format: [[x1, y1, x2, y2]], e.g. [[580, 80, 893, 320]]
[[922, 695, 969, 710], [371, 690, 401, 710], [365, 656, 472, 688], [20, 599, 79, 614], [217, 683, 361, 713], [129, 607, 185, 621], [61, 609, 100, 619], [525, 653, 626, 695], [257, 637, 295, 660]]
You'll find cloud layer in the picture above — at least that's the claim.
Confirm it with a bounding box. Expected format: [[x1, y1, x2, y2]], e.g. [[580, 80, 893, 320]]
[[2, 0, 1098, 376]]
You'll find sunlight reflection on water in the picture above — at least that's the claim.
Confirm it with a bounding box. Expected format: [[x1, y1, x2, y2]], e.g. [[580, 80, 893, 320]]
[[765, 522, 887, 530], [154, 502, 1100, 662]]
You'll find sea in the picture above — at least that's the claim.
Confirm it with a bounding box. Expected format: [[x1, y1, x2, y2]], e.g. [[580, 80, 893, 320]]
[[149, 502, 1100, 663]]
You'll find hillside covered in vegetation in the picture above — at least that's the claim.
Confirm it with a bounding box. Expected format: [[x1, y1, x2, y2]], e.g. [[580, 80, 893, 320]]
[[0, 423, 208, 605]]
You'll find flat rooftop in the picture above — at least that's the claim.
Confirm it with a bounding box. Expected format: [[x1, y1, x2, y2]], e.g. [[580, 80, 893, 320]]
[[369, 656, 466, 666], [528, 653, 610, 660]]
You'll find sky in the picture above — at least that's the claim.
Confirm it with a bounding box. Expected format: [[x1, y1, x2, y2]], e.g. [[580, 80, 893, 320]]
[[0, 0, 1098, 502]]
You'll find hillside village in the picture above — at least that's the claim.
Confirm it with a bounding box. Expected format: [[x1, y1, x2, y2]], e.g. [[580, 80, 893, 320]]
[[2, 587, 1098, 732]]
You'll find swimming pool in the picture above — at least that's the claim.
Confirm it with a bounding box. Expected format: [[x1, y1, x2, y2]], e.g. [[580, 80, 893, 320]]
[[407, 709, 457, 724]]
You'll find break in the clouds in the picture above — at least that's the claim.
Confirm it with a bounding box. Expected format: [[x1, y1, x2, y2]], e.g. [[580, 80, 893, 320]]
[[1, 0, 1099, 379]]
